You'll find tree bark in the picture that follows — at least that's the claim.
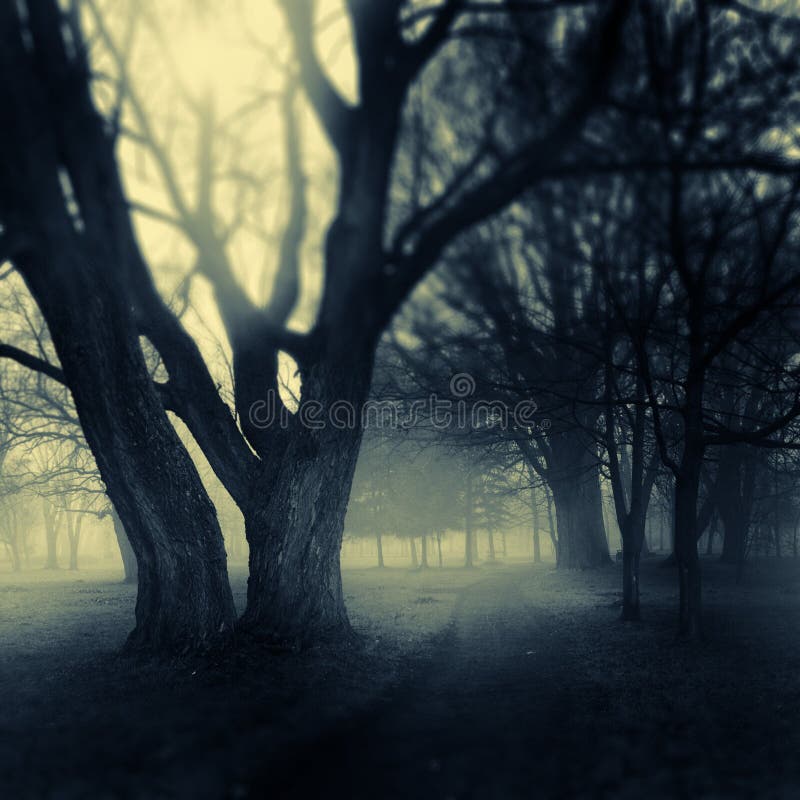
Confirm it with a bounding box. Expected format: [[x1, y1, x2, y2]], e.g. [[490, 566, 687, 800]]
[[544, 428, 610, 568], [674, 392, 704, 639], [20, 250, 236, 652], [111, 509, 138, 584], [0, 11, 236, 652], [549, 467, 610, 568], [242, 452, 361, 643]]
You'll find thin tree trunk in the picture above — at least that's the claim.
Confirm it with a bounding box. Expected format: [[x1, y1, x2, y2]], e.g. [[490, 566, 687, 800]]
[[376, 531, 385, 568], [43, 502, 59, 570], [487, 529, 496, 562], [410, 536, 419, 568], [67, 513, 83, 571], [675, 454, 703, 638], [420, 535, 429, 568], [531, 484, 542, 563], [436, 533, 443, 568], [465, 470, 475, 568], [545, 487, 558, 558]]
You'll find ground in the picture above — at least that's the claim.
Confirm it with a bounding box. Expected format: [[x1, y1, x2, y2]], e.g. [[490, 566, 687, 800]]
[[2, 557, 800, 798]]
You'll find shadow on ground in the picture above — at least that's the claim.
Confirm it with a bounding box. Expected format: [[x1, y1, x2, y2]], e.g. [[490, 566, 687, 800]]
[[2, 559, 800, 798]]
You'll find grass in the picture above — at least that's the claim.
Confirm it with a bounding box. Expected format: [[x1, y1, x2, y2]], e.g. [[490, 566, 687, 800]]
[[2, 555, 800, 797]]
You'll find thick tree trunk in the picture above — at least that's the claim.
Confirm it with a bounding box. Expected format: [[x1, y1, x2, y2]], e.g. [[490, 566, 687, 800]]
[[20, 247, 236, 652], [240, 405, 366, 645], [549, 471, 610, 568], [420, 535, 429, 568], [545, 430, 609, 568]]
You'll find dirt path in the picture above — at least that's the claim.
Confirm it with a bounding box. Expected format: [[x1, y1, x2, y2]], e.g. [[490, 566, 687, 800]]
[[267, 568, 586, 798], [263, 563, 800, 800]]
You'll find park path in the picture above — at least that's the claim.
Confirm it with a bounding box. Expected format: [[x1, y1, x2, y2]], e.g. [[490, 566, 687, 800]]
[[267, 567, 581, 799]]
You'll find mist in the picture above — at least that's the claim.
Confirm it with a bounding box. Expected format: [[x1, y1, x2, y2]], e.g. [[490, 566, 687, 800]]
[[3, 1, 800, 797]]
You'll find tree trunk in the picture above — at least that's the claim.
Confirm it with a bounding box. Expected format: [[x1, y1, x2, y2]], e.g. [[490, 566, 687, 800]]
[[376, 532, 385, 568], [436, 533, 443, 568], [465, 471, 475, 568], [675, 461, 703, 638], [487, 529, 496, 562], [528, 482, 542, 564], [545, 487, 558, 558], [111, 510, 138, 584], [542, 430, 609, 568], [20, 245, 236, 652], [8, 539, 21, 572], [237, 340, 381, 646], [420, 535, 429, 568], [549, 471, 610, 568], [66, 513, 83, 571], [410, 537, 419, 569], [530, 482, 542, 563], [241, 421, 364, 645], [705, 518, 715, 556], [43, 502, 59, 570]]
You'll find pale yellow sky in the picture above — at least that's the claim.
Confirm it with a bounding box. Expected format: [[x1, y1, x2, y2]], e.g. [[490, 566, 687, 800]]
[[86, 0, 362, 395]]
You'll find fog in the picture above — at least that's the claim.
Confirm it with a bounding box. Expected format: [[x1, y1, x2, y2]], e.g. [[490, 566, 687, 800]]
[[3, 0, 800, 797]]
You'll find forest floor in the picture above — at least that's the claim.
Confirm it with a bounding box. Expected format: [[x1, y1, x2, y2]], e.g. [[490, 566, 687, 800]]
[[2, 557, 800, 798]]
